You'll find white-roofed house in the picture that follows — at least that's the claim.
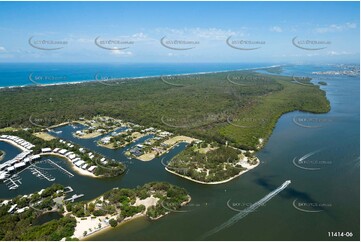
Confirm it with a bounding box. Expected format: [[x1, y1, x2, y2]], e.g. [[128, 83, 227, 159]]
[[88, 166, 97, 172], [41, 148, 52, 153]]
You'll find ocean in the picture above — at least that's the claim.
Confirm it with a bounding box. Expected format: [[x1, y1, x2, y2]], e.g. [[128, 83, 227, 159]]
[[0, 63, 278, 88]]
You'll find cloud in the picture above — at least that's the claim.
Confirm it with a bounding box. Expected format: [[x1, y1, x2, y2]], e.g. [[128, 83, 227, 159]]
[[69, 33, 151, 45], [315, 22, 357, 33], [326, 51, 353, 56], [190, 28, 238, 40], [155, 27, 244, 40], [131, 32, 150, 41], [110, 49, 133, 56], [0, 46, 6, 52], [269, 26, 283, 33]]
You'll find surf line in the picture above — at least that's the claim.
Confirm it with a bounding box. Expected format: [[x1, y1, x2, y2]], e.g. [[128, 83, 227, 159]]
[[201, 180, 291, 239]]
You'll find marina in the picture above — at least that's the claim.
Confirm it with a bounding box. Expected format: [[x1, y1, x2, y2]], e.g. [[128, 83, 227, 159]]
[[46, 159, 74, 178], [4, 175, 22, 190], [29, 167, 55, 182]]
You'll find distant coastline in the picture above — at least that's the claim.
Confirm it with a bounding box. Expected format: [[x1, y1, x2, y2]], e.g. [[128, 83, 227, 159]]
[[0, 64, 282, 89]]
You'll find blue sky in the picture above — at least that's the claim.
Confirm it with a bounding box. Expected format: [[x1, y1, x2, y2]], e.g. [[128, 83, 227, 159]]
[[0, 1, 359, 64]]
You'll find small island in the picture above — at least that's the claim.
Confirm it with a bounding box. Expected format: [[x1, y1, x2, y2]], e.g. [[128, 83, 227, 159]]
[[0, 182, 191, 240], [166, 142, 259, 184]]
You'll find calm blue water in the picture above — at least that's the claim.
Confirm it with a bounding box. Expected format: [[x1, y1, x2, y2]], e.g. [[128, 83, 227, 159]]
[[0, 63, 276, 87]]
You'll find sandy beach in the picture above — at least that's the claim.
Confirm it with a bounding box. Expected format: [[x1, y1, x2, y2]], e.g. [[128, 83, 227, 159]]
[[73, 215, 112, 239], [72, 195, 160, 240], [0, 65, 281, 90], [0, 138, 29, 152], [0, 151, 5, 161], [165, 157, 260, 185], [79, 213, 146, 241]]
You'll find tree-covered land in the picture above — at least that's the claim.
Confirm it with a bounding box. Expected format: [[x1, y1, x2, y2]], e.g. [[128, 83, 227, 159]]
[[167, 143, 255, 183], [0, 182, 190, 240], [0, 68, 330, 150], [66, 182, 190, 221], [0, 184, 77, 241]]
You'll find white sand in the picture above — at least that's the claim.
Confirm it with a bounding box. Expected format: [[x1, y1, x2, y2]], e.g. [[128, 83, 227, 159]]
[[165, 157, 260, 185], [134, 195, 159, 207], [0, 139, 28, 152], [73, 215, 112, 239], [73, 195, 159, 240]]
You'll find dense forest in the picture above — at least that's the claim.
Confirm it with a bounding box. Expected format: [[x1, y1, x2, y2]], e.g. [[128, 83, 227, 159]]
[[66, 182, 189, 220], [0, 182, 189, 240], [0, 68, 330, 149], [168, 145, 246, 182]]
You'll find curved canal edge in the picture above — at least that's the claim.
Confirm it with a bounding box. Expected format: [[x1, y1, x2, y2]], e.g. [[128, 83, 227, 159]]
[[165, 158, 260, 185]]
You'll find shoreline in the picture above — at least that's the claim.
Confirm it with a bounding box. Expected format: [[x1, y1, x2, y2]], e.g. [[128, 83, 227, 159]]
[[71, 194, 149, 240], [136, 141, 186, 162], [81, 194, 192, 240], [0, 150, 5, 161], [136, 136, 198, 162], [165, 158, 260, 185], [39, 153, 98, 178], [78, 197, 190, 240], [0, 65, 282, 90], [0, 138, 29, 152], [81, 213, 145, 241], [48, 122, 72, 129]]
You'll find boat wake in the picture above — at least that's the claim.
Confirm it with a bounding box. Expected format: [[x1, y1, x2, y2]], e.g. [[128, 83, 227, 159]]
[[201, 180, 291, 239]]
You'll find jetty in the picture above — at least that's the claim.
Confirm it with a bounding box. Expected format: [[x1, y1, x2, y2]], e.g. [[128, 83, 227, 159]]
[[46, 159, 74, 177], [29, 167, 55, 181], [65, 194, 84, 202]]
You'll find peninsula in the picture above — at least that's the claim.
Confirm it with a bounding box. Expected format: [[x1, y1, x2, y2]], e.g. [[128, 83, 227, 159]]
[[0, 67, 330, 184]]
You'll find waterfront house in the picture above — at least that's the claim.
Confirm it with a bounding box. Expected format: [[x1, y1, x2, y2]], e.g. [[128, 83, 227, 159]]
[[41, 148, 52, 153], [88, 166, 97, 172]]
